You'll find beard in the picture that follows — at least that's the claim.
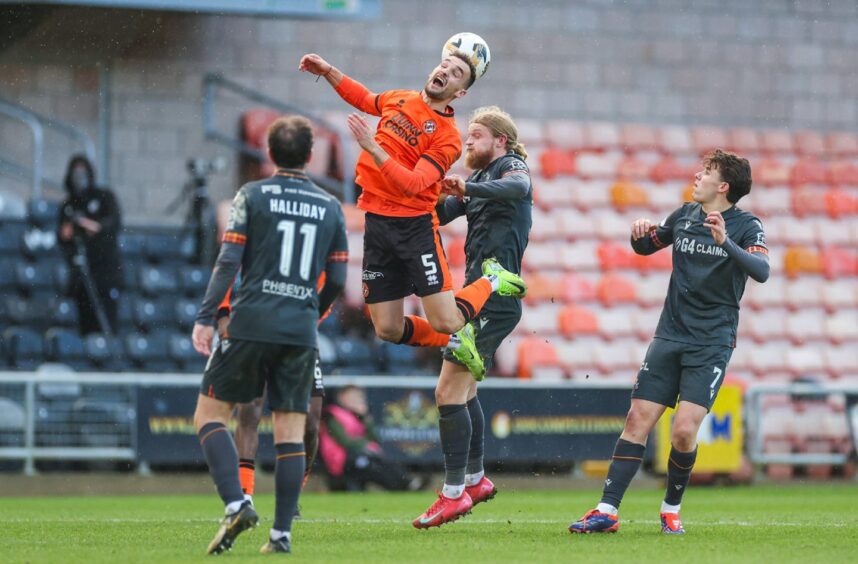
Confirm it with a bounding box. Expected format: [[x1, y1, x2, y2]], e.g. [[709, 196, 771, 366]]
[[465, 148, 493, 171]]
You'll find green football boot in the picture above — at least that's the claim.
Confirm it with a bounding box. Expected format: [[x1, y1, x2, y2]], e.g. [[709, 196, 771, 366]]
[[482, 257, 527, 298]]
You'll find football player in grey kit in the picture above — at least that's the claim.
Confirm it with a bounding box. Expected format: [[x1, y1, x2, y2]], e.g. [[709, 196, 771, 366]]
[[413, 106, 532, 528], [569, 149, 769, 535]]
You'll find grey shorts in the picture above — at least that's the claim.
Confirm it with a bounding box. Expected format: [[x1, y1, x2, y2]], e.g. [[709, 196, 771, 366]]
[[631, 337, 733, 411]]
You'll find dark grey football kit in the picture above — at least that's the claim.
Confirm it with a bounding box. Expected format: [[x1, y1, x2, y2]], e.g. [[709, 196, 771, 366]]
[[436, 151, 533, 371], [631, 202, 769, 410], [197, 170, 348, 413]]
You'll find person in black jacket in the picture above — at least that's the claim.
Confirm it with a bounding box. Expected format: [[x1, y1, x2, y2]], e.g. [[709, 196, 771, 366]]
[[57, 155, 122, 335]]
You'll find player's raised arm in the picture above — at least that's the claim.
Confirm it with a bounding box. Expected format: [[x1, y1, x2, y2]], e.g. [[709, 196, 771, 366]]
[[706, 211, 770, 283], [300, 53, 381, 116]]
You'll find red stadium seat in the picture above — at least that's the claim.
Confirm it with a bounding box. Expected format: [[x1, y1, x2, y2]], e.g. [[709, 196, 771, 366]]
[[790, 188, 828, 217], [760, 129, 794, 155], [727, 127, 761, 154], [596, 273, 637, 306], [824, 189, 857, 219], [649, 155, 692, 183], [539, 146, 576, 179], [558, 305, 599, 337], [755, 157, 791, 187], [632, 246, 672, 272], [523, 273, 564, 304], [597, 241, 634, 270], [794, 130, 826, 156], [826, 160, 858, 186], [610, 181, 649, 210], [826, 131, 858, 157], [516, 337, 559, 379], [620, 124, 658, 152], [790, 157, 827, 187], [691, 126, 728, 155], [445, 236, 466, 267], [821, 247, 857, 278]]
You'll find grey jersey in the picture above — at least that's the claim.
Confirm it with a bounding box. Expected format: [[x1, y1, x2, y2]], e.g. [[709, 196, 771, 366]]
[[437, 152, 533, 310], [643, 203, 767, 347], [225, 172, 348, 347]]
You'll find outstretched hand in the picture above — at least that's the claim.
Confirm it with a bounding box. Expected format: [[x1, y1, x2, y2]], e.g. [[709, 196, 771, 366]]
[[298, 53, 332, 76], [630, 218, 654, 241]]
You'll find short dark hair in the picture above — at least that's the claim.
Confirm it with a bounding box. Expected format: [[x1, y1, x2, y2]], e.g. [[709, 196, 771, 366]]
[[450, 52, 476, 89], [267, 116, 313, 169], [704, 148, 752, 204]]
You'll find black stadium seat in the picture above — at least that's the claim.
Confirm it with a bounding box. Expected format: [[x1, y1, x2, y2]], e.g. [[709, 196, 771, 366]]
[[4, 326, 45, 369], [84, 333, 125, 371], [139, 264, 179, 296], [179, 265, 209, 296], [143, 232, 187, 263], [15, 261, 54, 293], [169, 332, 205, 373], [45, 327, 89, 369], [0, 221, 25, 256], [5, 297, 38, 326], [118, 232, 146, 259], [174, 298, 200, 331], [0, 258, 16, 290], [133, 297, 174, 331], [26, 199, 60, 229], [49, 297, 79, 327], [125, 332, 174, 372]]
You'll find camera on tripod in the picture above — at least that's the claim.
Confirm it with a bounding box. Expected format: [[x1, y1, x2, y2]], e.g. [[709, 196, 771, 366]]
[[187, 157, 227, 182]]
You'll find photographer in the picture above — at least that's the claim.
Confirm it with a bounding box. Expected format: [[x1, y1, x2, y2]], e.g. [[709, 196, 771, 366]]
[[58, 155, 122, 335]]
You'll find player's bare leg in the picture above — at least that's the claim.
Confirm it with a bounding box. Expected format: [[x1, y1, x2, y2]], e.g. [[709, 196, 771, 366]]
[[235, 396, 264, 502], [659, 400, 707, 534], [569, 399, 665, 534], [195, 394, 258, 554]]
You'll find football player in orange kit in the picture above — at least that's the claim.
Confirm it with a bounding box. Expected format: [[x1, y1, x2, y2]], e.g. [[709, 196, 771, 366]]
[[298, 50, 526, 379]]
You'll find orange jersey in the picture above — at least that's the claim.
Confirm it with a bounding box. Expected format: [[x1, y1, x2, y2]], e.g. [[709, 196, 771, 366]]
[[335, 77, 462, 217]]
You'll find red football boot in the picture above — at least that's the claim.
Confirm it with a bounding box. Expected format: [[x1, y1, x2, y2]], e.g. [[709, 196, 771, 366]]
[[465, 476, 497, 507], [660, 512, 685, 534], [412, 491, 473, 529]]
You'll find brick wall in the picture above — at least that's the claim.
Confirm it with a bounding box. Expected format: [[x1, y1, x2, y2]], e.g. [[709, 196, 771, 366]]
[[1, 0, 856, 219]]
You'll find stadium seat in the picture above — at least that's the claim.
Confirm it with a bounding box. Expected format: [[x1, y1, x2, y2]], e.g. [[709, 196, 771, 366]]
[[50, 296, 79, 327], [0, 220, 25, 256], [26, 199, 60, 229], [610, 181, 649, 210], [592, 340, 638, 372], [560, 241, 600, 271], [561, 273, 598, 303], [649, 155, 692, 183], [784, 246, 822, 278], [825, 159, 858, 186], [790, 187, 827, 217], [558, 305, 599, 337], [544, 120, 585, 150], [534, 179, 576, 210], [4, 326, 44, 369], [821, 280, 857, 312], [786, 346, 826, 376], [646, 181, 684, 212], [620, 124, 658, 152], [631, 306, 661, 339], [523, 242, 563, 272], [596, 308, 636, 339], [44, 327, 88, 369], [826, 131, 858, 157], [824, 189, 857, 219], [0, 191, 26, 220], [631, 246, 672, 272], [584, 122, 620, 151], [342, 204, 365, 233], [515, 337, 558, 379], [785, 310, 826, 344], [5, 296, 40, 327], [517, 304, 560, 336], [555, 208, 596, 241], [169, 333, 205, 373], [820, 247, 857, 278], [333, 337, 376, 375], [139, 265, 179, 296], [15, 260, 54, 294], [657, 126, 693, 155], [514, 118, 544, 146], [594, 211, 632, 240], [523, 273, 564, 304], [445, 237, 466, 267], [825, 311, 858, 343], [785, 278, 824, 310], [745, 309, 788, 342], [133, 297, 174, 331], [727, 127, 761, 154], [555, 339, 596, 378], [538, 146, 576, 179], [570, 179, 612, 210], [596, 273, 637, 306], [755, 158, 791, 187], [575, 152, 621, 179], [790, 157, 827, 187], [125, 332, 173, 372], [118, 232, 146, 259], [178, 265, 209, 296], [174, 298, 200, 331], [84, 333, 125, 371], [631, 274, 668, 307], [760, 129, 794, 155], [749, 341, 790, 375], [615, 155, 652, 181], [751, 187, 790, 216], [691, 126, 728, 155], [144, 232, 191, 263], [824, 345, 858, 379], [596, 241, 634, 270], [793, 130, 826, 156]]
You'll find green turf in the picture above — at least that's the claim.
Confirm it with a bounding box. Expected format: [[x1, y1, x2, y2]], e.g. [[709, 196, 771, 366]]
[[7, 484, 858, 563]]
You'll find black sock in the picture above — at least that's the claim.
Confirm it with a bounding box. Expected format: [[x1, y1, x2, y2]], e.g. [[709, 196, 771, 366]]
[[466, 396, 484, 476], [198, 422, 245, 506], [438, 404, 471, 487], [273, 442, 305, 533], [600, 438, 646, 509], [664, 446, 697, 506]]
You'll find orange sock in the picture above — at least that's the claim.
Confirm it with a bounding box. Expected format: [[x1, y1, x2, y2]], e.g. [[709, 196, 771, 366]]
[[454, 278, 492, 321], [239, 459, 255, 495], [400, 315, 451, 347]]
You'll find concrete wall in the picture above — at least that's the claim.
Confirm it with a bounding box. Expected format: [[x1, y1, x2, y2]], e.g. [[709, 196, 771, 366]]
[[1, 0, 856, 220]]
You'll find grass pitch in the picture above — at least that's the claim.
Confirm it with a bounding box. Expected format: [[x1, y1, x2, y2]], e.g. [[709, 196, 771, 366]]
[[7, 483, 858, 563]]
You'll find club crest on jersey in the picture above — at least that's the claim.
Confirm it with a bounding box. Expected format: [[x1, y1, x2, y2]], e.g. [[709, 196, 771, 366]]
[[423, 120, 437, 134]]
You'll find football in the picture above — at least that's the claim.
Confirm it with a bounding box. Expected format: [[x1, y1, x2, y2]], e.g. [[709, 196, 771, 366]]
[[442, 32, 491, 80]]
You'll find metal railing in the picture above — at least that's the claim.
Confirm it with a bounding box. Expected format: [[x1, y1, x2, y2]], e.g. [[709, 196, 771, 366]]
[[202, 73, 355, 202], [0, 95, 97, 199]]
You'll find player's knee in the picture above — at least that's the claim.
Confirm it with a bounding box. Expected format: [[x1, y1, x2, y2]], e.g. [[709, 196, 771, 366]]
[[428, 315, 461, 335], [671, 419, 699, 450], [623, 407, 652, 441], [374, 324, 403, 343]]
